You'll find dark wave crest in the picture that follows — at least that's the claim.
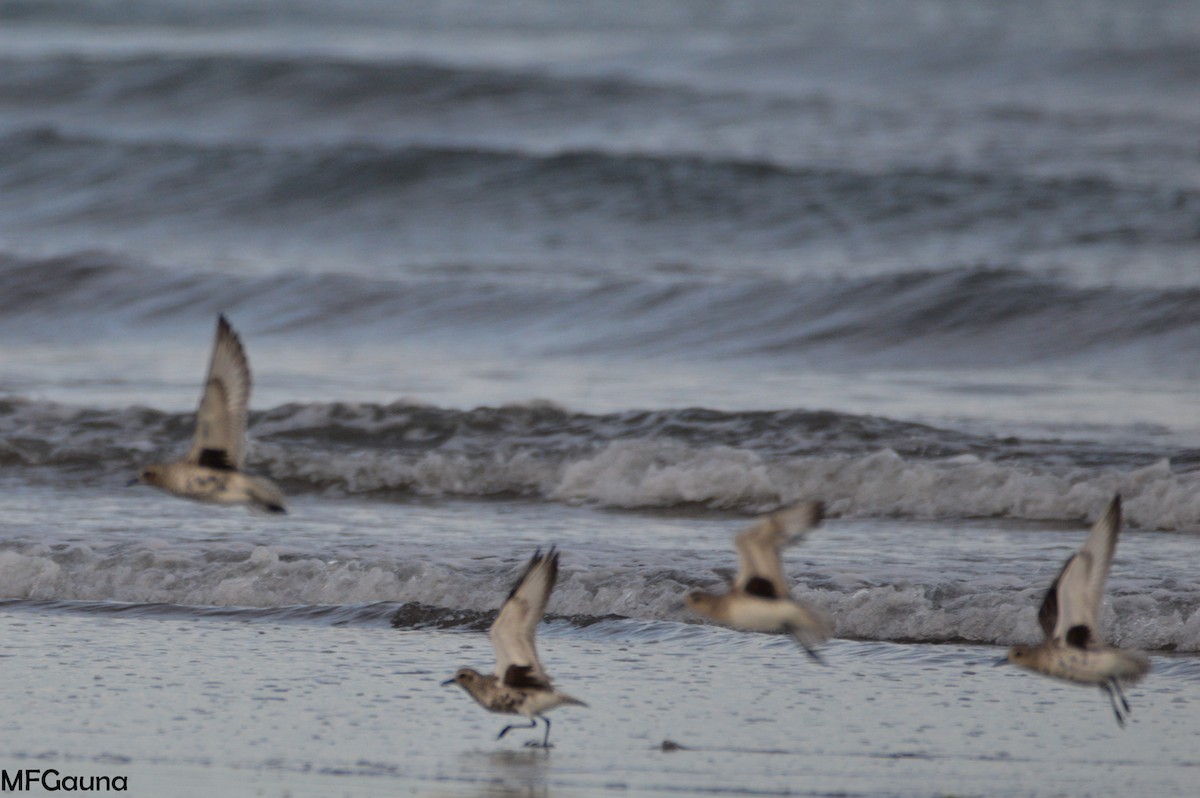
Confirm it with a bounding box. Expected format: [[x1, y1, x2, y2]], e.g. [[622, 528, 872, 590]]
[[5, 254, 1200, 374], [1, 128, 1196, 258], [0, 53, 684, 120]]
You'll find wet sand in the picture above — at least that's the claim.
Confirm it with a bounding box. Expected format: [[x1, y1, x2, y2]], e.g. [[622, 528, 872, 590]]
[[2, 609, 1198, 797]]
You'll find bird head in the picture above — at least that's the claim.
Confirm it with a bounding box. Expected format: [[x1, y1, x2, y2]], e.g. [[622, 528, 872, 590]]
[[129, 464, 165, 488], [1003, 644, 1035, 667], [441, 667, 484, 689], [683, 591, 718, 614]]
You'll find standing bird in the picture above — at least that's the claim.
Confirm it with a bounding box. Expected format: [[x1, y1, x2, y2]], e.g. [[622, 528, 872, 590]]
[[1005, 495, 1150, 726], [130, 315, 286, 513], [685, 501, 832, 662], [442, 547, 586, 748]]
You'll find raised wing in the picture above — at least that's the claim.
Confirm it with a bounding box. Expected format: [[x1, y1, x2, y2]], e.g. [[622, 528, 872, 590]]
[[491, 548, 559, 688], [185, 315, 252, 470], [733, 501, 824, 599], [1037, 495, 1121, 648]]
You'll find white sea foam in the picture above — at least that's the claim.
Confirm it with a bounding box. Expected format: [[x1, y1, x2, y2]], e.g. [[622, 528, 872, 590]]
[[263, 439, 1200, 530], [2, 541, 1197, 651], [5, 394, 1199, 527]]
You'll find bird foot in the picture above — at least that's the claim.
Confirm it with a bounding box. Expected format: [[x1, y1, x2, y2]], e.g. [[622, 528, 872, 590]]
[[523, 740, 553, 749]]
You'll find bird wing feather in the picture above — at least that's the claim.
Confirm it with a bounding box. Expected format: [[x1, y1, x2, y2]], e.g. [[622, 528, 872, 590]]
[[733, 502, 823, 599], [491, 548, 559, 687], [185, 315, 252, 470], [1039, 495, 1121, 647]]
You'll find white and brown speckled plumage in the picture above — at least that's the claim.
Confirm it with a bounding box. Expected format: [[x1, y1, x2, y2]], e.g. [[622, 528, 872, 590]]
[[685, 502, 832, 662], [1006, 495, 1150, 726], [133, 315, 285, 513], [443, 548, 586, 747]]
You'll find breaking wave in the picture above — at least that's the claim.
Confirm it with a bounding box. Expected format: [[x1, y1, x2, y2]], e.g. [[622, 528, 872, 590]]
[[3, 396, 1200, 529], [1, 540, 1197, 651]]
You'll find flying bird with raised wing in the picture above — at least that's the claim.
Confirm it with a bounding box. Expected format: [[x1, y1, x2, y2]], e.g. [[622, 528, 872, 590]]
[[443, 547, 586, 747], [685, 501, 832, 662], [1005, 495, 1150, 726], [130, 315, 286, 513]]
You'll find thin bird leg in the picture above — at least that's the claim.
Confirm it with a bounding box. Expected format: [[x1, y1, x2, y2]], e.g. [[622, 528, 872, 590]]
[[521, 718, 555, 749], [1110, 678, 1132, 715], [1100, 680, 1127, 728], [497, 718, 538, 740], [785, 625, 825, 665]]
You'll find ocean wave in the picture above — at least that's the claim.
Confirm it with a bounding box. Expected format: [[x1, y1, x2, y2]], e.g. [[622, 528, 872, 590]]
[[0, 52, 684, 121], [1, 128, 1196, 257], [1, 542, 1196, 651], [6, 255, 1200, 371], [2, 396, 1199, 529]]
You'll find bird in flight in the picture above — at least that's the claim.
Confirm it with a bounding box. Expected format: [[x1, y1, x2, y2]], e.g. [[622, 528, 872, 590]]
[[443, 547, 586, 747], [1005, 495, 1150, 726], [685, 501, 832, 662], [130, 315, 286, 513]]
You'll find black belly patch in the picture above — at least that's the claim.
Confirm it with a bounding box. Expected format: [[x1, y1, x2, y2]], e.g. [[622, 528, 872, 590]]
[[743, 577, 778, 599], [1065, 624, 1093, 649], [198, 448, 235, 471]]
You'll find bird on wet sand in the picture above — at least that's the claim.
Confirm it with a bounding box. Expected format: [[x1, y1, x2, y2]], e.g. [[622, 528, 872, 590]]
[[1004, 495, 1150, 726], [685, 501, 832, 662], [443, 547, 586, 748], [130, 314, 286, 513]]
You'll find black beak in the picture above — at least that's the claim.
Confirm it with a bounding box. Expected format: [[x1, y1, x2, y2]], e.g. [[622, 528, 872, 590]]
[[440, 677, 456, 686], [126, 477, 140, 487], [993, 656, 1008, 667]]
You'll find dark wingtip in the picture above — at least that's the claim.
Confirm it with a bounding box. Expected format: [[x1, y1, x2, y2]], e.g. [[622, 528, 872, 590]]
[[1104, 494, 1121, 531], [265, 504, 287, 514], [811, 500, 826, 525], [506, 545, 560, 600], [216, 313, 244, 346]]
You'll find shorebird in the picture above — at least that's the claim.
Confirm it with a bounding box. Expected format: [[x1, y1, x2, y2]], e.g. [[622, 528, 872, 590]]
[[130, 315, 286, 513], [685, 501, 832, 662], [1005, 495, 1150, 726], [442, 547, 586, 748]]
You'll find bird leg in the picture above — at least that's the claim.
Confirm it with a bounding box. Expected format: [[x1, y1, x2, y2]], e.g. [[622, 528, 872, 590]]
[[497, 718, 538, 741], [521, 718, 554, 749], [1100, 680, 1127, 728], [1110, 678, 1132, 715]]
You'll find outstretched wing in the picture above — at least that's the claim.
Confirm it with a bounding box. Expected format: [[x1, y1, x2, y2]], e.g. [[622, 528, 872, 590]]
[[491, 547, 559, 688], [733, 501, 824, 599], [1038, 495, 1121, 648], [185, 315, 252, 471]]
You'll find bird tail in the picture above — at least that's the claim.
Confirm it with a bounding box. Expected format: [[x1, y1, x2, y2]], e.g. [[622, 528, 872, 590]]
[[246, 475, 287, 514], [783, 602, 832, 665], [558, 693, 589, 709], [784, 623, 827, 665]]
